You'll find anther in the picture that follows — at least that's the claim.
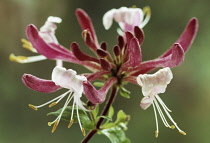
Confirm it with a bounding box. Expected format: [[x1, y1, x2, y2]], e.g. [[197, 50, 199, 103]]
[[82, 30, 89, 39], [51, 120, 59, 133], [155, 130, 159, 138], [48, 122, 52, 126], [28, 104, 38, 110], [170, 125, 175, 129], [179, 131, 186, 136], [49, 102, 57, 108], [68, 119, 74, 128], [81, 128, 86, 136]]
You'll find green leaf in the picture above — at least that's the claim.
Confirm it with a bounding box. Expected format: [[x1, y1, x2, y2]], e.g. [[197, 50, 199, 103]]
[[120, 87, 131, 98], [115, 110, 130, 130], [92, 105, 99, 120], [47, 106, 95, 130], [93, 82, 104, 87], [97, 116, 112, 122], [100, 126, 131, 143], [108, 106, 114, 119]]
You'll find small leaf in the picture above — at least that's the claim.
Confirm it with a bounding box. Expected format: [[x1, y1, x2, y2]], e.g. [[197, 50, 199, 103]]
[[107, 106, 114, 119], [100, 126, 131, 143], [92, 104, 99, 120], [120, 87, 131, 98], [97, 116, 112, 122], [47, 106, 95, 130], [93, 82, 104, 87], [115, 110, 130, 130], [101, 123, 116, 129]]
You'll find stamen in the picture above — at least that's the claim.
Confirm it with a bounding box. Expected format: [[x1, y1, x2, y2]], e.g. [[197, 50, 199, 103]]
[[9, 54, 47, 63], [21, 38, 37, 53], [51, 120, 59, 133], [156, 95, 172, 112], [154, 99, 171, 128], [155, 95, 186, 134], [68, 119, 74, 128], [82, 30, 89, 39], [82, 128, 86, 136], [152, 102, 159, 137], [179, 131, 186, 135], [141, 6, 151, 28], [170, 125, 175, 129], [155, 130, 158, 138], [49, 102, 57, 108], [28, 104, 38, 110], [76, 104, 84, 135]]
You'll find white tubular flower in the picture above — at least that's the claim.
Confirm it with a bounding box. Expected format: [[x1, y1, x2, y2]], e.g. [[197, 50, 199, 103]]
[[137, 67, 186, 138], [10, 16, 62, 66], [28, 66, 88, 135], [103, 6, 151, 33]]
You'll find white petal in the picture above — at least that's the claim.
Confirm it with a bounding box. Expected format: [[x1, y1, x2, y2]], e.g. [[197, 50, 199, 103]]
[[103, 9, 116, 30], [52, 66, 87, 93], [140, 96, 154, 110], [47, 16, 62, 23], [137, 67, 173, 97]]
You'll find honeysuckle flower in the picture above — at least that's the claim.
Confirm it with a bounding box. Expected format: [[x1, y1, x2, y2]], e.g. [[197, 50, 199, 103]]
[[137, 67, 186, 137], [10, 16, 63, 66], [24, 66, 88, 135], [103, 6, 151, 34], [22, 66, 117, 134]]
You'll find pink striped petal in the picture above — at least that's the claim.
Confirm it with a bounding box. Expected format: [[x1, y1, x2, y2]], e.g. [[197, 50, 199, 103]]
[[83, 77, 117, 104], [26, 25, 79, 63], [161, 18, 198, 58], [131, 43, 184, 75], [76, 9, 98, 44], [22, 74, 61, 93]]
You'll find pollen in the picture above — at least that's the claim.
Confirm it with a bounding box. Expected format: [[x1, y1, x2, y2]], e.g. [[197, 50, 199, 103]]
[[170, 125, 175, 129], [51, 120, 59, 133], [9, 54, 28, 63], [155, 130, 158, 138], [81, 128, 86, 136], [49, 102, 57, 108], [28, 104, 38, 110], [21, 38, 36, 53], [68, 119, 74, 128], [82, 30, 89, 39], [179, 131, 186, 136]]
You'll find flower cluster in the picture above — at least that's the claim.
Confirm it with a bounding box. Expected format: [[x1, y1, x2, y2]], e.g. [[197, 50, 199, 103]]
[[11, 6, 198, 141]]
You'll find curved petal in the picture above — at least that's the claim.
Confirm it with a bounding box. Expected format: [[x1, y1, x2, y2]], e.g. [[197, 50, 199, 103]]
[[22, 74, 61, 93], [103, 9, 116, 30], [74, 94, 90, 111], [131, 43, 184, 75], [26, 25, 79, 63], [140, 96, 154, 110], [76, 9, 98, 44], [161, 18, 198, 58], [137, 67, 173, 97], [83, 77, 117, 104]]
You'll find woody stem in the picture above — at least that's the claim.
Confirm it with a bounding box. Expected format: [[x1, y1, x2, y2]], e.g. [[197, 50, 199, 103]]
[[81, 85, 118, 143]]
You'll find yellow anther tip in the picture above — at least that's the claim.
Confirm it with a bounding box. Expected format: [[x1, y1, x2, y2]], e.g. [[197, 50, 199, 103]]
[[179, 131, 186, 136], [51, 121, 59, 133], [68, 119, 74, 128], [155, 130, 158, 138], [82, 128, 86, 136], [9, 54, 28, 63], [82, 29, 89, 39], [49, 102, 57, 108], [48, 122, 52, 126], [28, 104, 38, 110], [170, 125, 176, 129]]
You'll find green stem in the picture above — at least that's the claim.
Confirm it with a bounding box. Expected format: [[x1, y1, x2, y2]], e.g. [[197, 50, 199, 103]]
[[81, 86, 118, 143]]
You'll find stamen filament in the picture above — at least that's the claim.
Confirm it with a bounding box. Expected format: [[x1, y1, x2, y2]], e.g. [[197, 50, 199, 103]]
[[154, 99, 171, 128], [141, 6, 151, 28], [76, 103, 84, 136], [156, 95, 172, 112], [152, 102, 159, 138]]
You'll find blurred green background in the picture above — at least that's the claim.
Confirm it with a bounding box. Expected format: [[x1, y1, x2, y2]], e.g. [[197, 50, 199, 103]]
[[0, 0, 209, 142]]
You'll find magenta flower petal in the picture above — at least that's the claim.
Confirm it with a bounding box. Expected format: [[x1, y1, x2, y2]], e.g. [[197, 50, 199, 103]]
[[161, 18, 198, 58], [26, 25, 78, 63], [131, 43, 184, 75], [83, 78, 117, 104], [71, 42, 99, 63], [134, 26, 144, 45], [22, 74, 61, 93], [100, 58, 111, 71], [76, 9, 98, 44]]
